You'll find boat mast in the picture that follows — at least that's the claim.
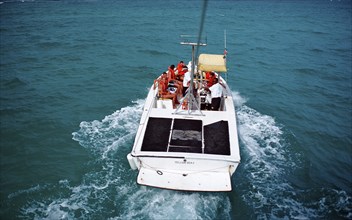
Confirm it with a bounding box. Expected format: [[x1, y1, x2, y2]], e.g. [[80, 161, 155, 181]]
[[174, 0, 209, 115], [224, 29, 228, 82], [224, 29, 227, 50], [174, 38, 206, 115]]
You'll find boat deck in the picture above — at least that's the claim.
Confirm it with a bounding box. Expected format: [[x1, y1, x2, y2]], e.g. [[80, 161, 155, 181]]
[[127, 53, 241, 192], [141, 117, 230, 155]]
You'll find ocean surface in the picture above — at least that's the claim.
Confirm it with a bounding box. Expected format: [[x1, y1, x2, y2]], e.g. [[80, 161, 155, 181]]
[[1, 0, 351, 219]]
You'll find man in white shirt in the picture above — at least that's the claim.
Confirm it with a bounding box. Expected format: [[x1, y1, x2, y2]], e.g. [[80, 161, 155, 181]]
[[208, 78, 223, 111], [182, 68, 191, 96]]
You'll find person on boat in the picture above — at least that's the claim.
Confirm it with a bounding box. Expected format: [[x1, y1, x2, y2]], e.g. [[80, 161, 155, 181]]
[[176, 61, 184, 74], [164, 65, 182, 96], [154, 72, 178, 106], [207, 78, 224, 111], [153, 72, 167, 89], [177, 65, 188, 81], [182, 67, 191, 96], [205, 71, 216, 87], [167, 65, 176, 80], [168, 79, 183, 97]]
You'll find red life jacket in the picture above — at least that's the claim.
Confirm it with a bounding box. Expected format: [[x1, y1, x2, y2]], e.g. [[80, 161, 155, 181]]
[[177, 63, 184, 73], [168, 67, 175, 80]]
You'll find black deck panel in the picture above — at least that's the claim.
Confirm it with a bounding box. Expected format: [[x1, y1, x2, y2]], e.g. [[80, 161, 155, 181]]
[[204, 121, 230, 155], [141, 118, 171, 152], [172, 119, 202, 131]]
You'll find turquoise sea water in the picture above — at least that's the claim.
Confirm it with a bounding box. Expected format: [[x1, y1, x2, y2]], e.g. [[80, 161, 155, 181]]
[[1, 0, 351, 219]]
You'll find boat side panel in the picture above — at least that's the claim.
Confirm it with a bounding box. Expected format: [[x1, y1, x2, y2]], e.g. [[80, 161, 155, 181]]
[[138, 156, 238, 173]]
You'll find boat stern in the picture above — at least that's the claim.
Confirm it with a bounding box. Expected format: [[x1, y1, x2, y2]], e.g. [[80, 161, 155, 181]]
[[137, 166, 233, 192]]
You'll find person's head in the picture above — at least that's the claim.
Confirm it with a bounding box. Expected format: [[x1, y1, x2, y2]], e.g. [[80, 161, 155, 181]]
[[170, 64, 175, 69], [161, 72, 167, 79], [179, 61, 184, 64]]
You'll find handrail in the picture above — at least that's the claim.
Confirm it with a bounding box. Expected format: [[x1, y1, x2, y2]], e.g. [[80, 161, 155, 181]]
[[132, 86, 157, 153]]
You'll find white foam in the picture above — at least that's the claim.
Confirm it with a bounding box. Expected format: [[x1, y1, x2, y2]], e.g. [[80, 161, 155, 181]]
[[232, 91, 248, 107], [20, 184, 93, 219], [8, 184, 42, 199], [72, 99, 145, 159], [233, 92, 351, 219], [18, 99, 232, 219], [114, 189, 231, 220], [234, 92, 305, 217], [16, 95, 351, 219]]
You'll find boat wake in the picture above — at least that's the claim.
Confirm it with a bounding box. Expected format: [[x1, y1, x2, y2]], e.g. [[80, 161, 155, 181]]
[[13, 99, 231, 219], [10, 93, 351, 219], [233, 91, 351, 219]]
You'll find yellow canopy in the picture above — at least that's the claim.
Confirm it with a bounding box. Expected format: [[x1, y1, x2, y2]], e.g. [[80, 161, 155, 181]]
[[198, 54, 227, 73]]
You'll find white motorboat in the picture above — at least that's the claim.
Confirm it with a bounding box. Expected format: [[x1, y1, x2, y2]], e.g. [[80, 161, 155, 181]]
[[127, 40, 240, 192]]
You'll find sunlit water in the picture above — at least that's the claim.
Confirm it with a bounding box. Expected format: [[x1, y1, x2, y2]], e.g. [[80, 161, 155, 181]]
[[1, 0, 351, 219]]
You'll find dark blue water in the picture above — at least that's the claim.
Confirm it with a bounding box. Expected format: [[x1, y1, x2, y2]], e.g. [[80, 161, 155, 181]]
[[1, 0, 351, 219]]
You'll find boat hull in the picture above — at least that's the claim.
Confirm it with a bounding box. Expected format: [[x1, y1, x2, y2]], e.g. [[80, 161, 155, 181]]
[[128, 155, 239, 191], [128, 56, 240, 192]]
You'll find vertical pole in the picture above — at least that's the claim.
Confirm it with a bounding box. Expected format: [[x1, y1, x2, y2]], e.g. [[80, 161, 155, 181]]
[[224, 29, 227, 49], [224, 29, 228, 83], [188, 45, 195, 112], [174, 37, 205, 116]]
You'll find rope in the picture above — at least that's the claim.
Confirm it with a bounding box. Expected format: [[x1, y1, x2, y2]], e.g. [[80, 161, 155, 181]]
[[195, 0, 209, 61]]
